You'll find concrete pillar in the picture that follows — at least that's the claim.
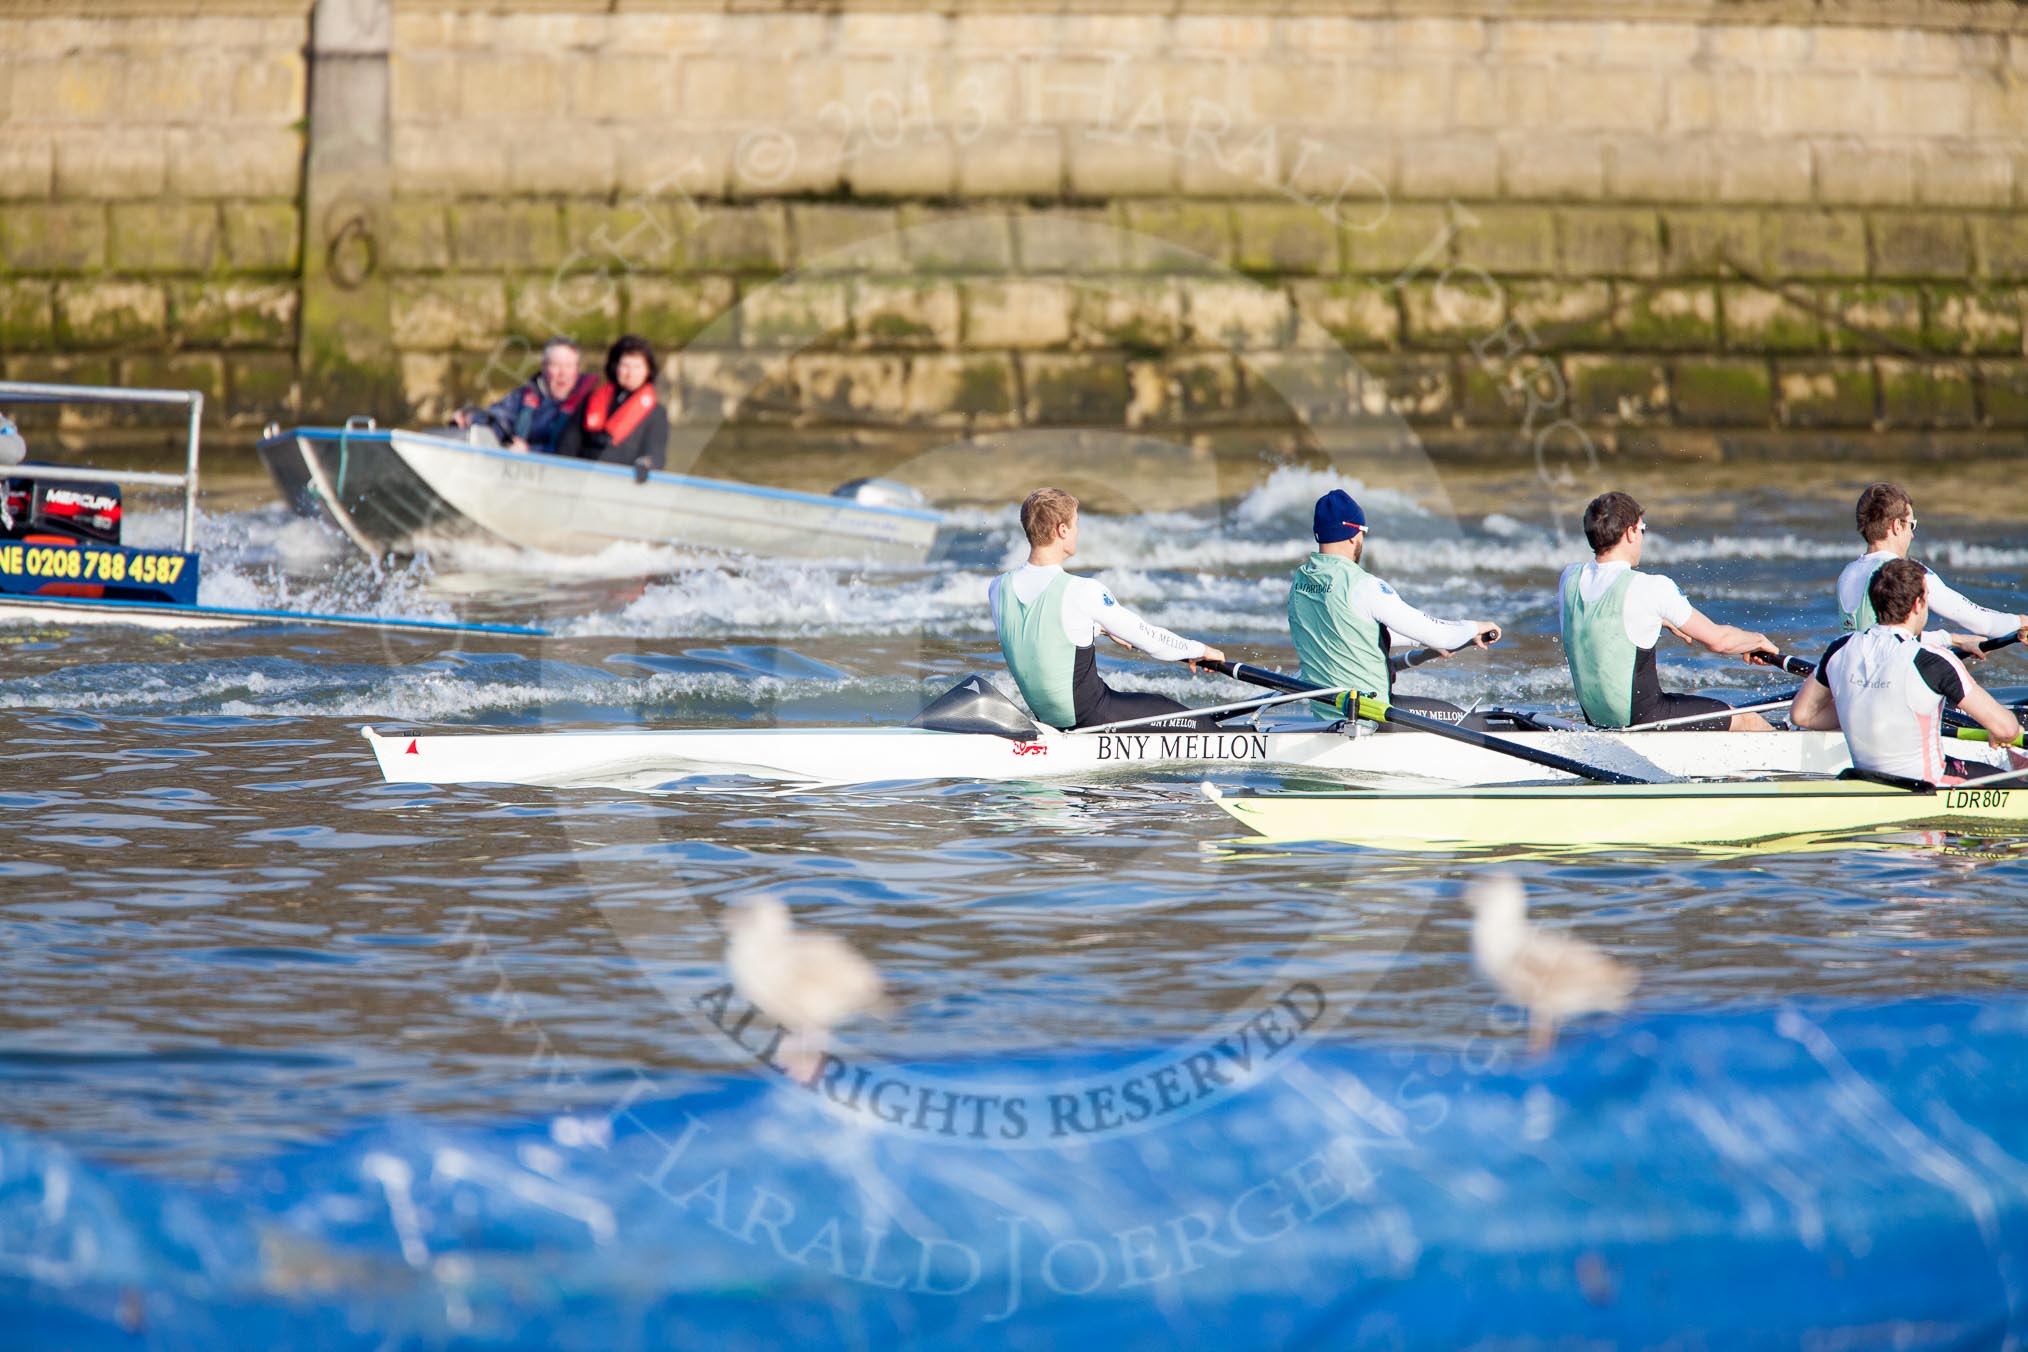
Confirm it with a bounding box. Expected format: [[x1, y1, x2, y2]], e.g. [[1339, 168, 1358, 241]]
[[299, 0, 397, 420]]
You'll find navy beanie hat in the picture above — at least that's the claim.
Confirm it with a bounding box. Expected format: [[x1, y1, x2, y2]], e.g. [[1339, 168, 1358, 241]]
[[1312, 489, 1366, 544]]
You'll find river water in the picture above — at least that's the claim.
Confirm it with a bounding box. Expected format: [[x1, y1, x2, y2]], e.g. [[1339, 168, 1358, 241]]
[[3, 452, 2027, 1343]]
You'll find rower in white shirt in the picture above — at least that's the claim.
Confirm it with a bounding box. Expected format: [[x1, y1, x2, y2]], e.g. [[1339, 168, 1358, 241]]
[[1837, 482, 2024, 652], [1793, 557, 2022, 785], [988, 487, 1225, 731], [1559, 491, 1780, 731]]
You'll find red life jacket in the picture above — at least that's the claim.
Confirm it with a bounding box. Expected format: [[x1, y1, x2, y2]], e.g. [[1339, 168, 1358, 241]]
[[582, 381, 657, 444]]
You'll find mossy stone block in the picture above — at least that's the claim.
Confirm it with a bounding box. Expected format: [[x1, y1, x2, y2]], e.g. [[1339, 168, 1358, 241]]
[[1345, 205, 1455, 275], [119, 353, 226, 411], [687, 205, 790, 273], [1615, 284, 1718, 349], [1170, 353, 1243, 418], [792, 204, 905, 271], [1981, 362, 2028, 428], [737, 279, 851, 350], [1073, 280, 1186, 353], [56, 281, 169, 348], [1924, 286, 2021, 356], [228, 354, 298, 422], [1508, 280, 1614, 348], [625, 277, 736, 348], [1558, 208, 1661, 279], [564, 200, 685, 270], [1288, 278, 1398, 349], [451, 202, 565, 270], [387, 277, 508, 352], [1764, 210, 1867, 279], [1870, 213, 1972, 281], [1022, 353, 1129, 424], [1450, 205, 1555, 275], [1671, 358, 1773, 427], [1352, 355, 1453, 423], [109, 204, 220, 272], [1564, 355, 1668, 422], [1823, 285, 1925, 355], [1720, 285, 1821, 354], [1399, 278, 1502, 347], [1777, 359, 1876, 428], [853, 280, 962, 350], [1233, 203, 1338, 274], [1877, 359, 1976, 429], [510, 268, 623, 345], [170, 281, 298, 347], [1243, 351, 1355, 424], [1662, 210, 1762, 277], [0, 204, 108, 272], [0, 282, 55, 348], [387, 202, 451, 270], [222, 202, 301, 273], [795, 355, 910, 422], [1974, 216, 2028, 282], [1120, 202, 1233, 272], [941, 354, 1017, 418], [1457, 358, 1558, 425]]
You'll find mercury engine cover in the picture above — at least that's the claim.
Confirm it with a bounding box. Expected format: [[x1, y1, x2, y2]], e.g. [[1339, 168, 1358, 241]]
[[2, 473, 122, 545], [831, 477, 928, 511], [909, 675, 1042, 741]]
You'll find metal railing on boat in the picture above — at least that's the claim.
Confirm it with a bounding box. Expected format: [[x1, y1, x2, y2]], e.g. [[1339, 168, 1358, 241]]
[[0, 380, 204, 551]]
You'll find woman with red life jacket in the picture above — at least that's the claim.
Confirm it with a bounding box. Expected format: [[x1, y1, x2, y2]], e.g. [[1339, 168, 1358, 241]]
[[557, 334, 669, 482]]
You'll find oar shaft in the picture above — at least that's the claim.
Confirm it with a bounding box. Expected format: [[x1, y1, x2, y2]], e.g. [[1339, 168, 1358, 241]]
[[1625, 698, 1789, 731], [1073, 684, 1355, 734], [1204, 661, 1645, 785]]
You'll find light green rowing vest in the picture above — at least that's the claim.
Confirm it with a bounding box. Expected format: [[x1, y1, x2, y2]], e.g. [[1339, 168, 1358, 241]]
[[1288, 552, 1390, 715], [1841, 557, 1883, 633], [1561, 568, 1639, 728], [995, 570, 1077, 728]]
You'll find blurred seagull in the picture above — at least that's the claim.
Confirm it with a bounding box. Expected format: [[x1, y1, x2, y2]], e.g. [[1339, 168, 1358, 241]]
[[1469, 875, 1637, 1053], [724, 896, 887, 1082]]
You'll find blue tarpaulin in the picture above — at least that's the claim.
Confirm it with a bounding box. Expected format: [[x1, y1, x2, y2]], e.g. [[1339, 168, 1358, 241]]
[[5, 1000, 2026, 1348]]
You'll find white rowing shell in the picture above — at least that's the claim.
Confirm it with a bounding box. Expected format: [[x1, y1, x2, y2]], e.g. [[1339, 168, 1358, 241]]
[[361, 723, 1940, 792]]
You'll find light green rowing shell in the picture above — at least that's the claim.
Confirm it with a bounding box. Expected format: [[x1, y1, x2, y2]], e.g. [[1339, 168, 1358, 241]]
[[1204, 778, 2028, 851]]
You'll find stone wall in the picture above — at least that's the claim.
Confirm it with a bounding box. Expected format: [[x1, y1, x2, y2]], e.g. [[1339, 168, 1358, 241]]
[[0, 2, 309, 438], [2, 0, 2025, 451]]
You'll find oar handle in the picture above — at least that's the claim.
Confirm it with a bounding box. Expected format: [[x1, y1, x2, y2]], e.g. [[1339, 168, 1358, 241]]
[[1744, 650, 1814, 677], [1950, 725, 2027, 749], [1976, 632, 2023, 655], [1388, 647, 1443, 674]]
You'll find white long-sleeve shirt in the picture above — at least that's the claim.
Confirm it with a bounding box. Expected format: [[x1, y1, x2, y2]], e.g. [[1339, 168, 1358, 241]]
[[987, 563, 1206, 661], [1335, 572, 1482, 651], [1837, 551, 2019, 640]]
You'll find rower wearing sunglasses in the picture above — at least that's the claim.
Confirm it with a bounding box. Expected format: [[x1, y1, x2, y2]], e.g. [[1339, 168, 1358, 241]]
[[1838, 483, 2025, 651], [1560, 491, 1780, 732], [1287, 489, 1501, 725]]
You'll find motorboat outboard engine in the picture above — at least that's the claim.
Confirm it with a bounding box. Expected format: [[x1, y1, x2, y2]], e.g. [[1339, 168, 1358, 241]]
[[0, 417, 123, 546], [832, 477, 929, 511], [909, 675, 1042, 740]]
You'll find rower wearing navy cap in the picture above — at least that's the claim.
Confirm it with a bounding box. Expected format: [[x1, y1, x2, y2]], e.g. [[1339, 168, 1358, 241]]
[[1287, 488, 1501, 723], [990, 487, 1226, 731]]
